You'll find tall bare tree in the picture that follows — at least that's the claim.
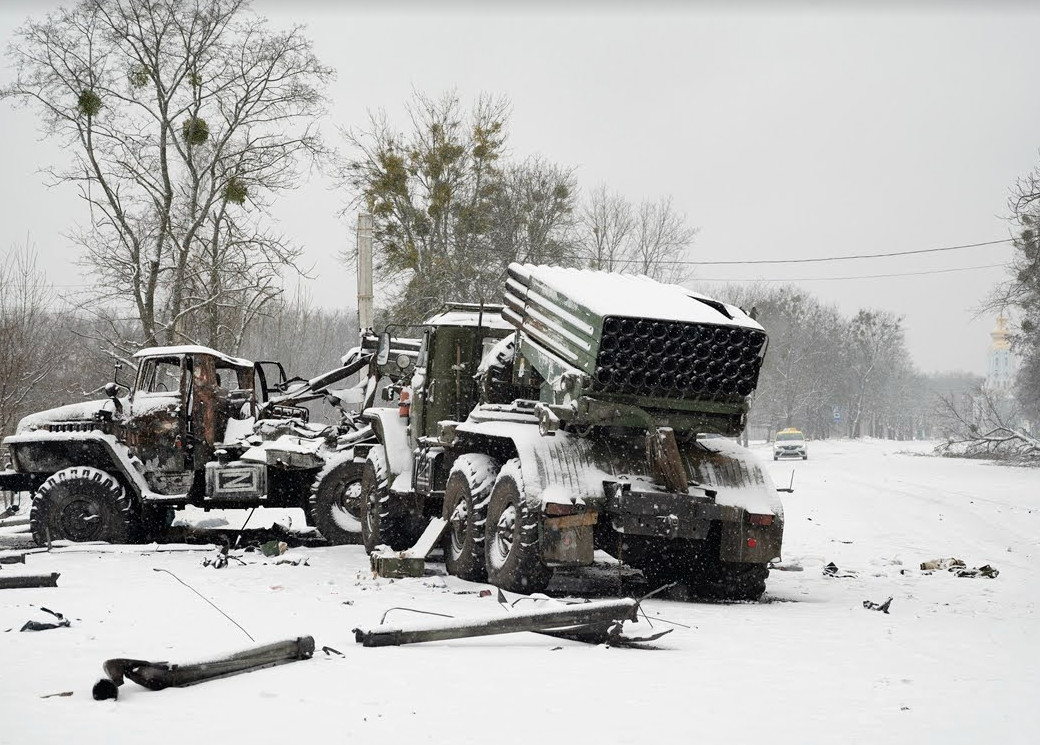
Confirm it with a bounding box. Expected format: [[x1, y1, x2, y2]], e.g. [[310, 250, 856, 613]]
[[0, 245, 61, 436], [630, 196, 698, 284], [1, 0, 332, 351], [842, 309, 907, 438], [577, 189, 696, 283], [580, 184, 635, 273]]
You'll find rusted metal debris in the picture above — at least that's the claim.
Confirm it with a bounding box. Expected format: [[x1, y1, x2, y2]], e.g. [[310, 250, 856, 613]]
[[353, 597, 665, 647], [92, 636, 315, 701], [0, 572, 60, 589]]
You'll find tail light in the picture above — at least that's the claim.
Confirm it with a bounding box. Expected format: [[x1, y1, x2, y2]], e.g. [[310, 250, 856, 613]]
[[748, 513, 774, 526]]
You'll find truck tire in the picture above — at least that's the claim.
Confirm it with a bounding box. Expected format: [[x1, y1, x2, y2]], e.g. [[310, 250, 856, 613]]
[[30, 466, 133, 545], [359, 448, 420, 553], [442, 454, 498, 582], [485, 459, 552, 594], [696, 561, 769, 602], [308, 455, 365, 545]]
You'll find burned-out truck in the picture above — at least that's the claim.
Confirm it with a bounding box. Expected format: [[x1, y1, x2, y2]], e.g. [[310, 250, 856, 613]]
[[359, 264, 784, 600], [0, 338, 418, 547]]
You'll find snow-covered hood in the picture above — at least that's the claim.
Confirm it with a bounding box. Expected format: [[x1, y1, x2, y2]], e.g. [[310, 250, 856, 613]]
[[16, 398, 124, 433]]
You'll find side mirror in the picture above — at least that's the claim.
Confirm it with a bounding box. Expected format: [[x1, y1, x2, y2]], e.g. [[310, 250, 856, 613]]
[[376, 332, 391, 366], [104, 382, 124, 415]]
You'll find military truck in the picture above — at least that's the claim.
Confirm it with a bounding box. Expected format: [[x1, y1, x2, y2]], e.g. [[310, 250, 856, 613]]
[[358, 264, 784, 600], [0, 338, 418, 547]]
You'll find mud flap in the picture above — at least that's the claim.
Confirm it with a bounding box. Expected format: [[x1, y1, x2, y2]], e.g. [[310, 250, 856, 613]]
[[719, 511, 783, 563], [541, 512, 597, 566]]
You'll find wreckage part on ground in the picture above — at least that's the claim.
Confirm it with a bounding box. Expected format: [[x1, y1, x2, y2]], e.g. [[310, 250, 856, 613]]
[[353, 598, 639, 647], [919, 557, 999, 578], [0, 572, 60, 589], [21, 606, 71, 631], [92, 636, 315, 700], [370, 517, 448, 578], [863, 597, 893, 613]]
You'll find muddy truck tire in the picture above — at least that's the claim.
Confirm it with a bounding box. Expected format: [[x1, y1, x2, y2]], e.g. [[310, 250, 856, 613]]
[[485, 459, 552, 594], [308, 455, 365, 545], [30, 466, 134, 545], [442, 454, 498, 582]]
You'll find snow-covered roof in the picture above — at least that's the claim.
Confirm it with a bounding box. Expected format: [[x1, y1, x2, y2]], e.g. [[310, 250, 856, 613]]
[[424, 309, 514, 330], [514, 264, 762, 330], [133, 345, 252, 368]]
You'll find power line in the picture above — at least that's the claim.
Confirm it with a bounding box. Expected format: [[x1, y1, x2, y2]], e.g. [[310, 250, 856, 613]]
[[698, 263, 1008, 283], [502, 237, 1014, 270], [673, 238, 1006, 265]]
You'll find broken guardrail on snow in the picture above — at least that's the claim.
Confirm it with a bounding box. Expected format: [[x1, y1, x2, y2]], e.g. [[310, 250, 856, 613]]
[[92, 636, 315, 700], [353, 597, 665, 647]]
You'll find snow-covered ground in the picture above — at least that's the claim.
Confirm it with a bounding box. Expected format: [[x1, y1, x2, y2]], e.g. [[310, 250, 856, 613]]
[[1, 439, 1037, 744]]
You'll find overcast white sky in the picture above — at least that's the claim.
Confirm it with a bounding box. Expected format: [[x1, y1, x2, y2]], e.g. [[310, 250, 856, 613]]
[[3, 0, 1039, 375]]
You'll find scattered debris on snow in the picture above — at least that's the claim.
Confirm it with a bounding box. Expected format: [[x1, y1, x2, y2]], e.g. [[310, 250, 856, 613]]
[[920, 558, 999, 578], [20, 606, 70, 632], [822, 562, 857, 578], [863, 597, 893, 613], [370, 518, 448, 578]]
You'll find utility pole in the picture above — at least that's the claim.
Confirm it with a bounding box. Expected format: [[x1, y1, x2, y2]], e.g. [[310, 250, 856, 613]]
[[356, 213, 374, 336]]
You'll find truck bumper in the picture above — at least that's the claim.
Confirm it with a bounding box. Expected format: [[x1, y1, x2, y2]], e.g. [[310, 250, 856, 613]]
[[0, 469, 43, 493]]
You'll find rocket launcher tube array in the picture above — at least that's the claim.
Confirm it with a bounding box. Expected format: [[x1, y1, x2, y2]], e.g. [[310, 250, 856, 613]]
[[503, 263, 767, 404]]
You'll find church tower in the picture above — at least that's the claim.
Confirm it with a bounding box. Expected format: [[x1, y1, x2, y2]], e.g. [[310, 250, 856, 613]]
[[985, 315, 1015, 395]]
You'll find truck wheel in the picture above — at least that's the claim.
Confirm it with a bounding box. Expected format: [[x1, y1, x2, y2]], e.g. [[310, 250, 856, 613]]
[[30, 466, 133, 545], [442, 454, 498, 582], [696, 562, 769, 601], [359, 448, 419, 553], [309, 455, 365, 545], [485, 459, 552, 594]]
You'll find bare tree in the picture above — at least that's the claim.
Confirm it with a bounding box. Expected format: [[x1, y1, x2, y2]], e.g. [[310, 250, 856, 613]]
[[842, 310, 907, 438], [580, 184, 635, 272], [0, 245, 61, 436], [630, 196, 698, 284], [1, 0, 332, 351], [576, 191, 696, 283]]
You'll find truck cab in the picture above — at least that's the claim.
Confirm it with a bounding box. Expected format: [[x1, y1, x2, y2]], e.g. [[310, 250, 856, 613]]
[[408, 305, 515, 450]]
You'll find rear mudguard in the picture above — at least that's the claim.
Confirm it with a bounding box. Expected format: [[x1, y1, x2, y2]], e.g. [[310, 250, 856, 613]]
[[455, 419, 783, 564]]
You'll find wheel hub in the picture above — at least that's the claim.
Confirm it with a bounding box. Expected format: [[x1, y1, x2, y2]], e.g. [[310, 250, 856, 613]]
[[331, 481, 363, 529], [493, 504, 517, 559], [449, 499, 468, 555], [60, 498, 102, 542]]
